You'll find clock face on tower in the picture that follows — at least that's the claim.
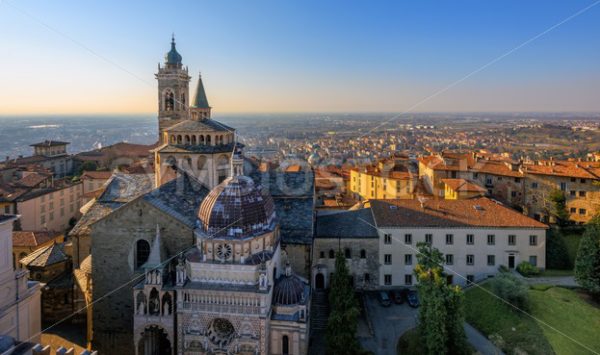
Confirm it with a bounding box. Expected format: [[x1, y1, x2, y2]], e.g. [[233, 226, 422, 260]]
[[216, 243, 233, 260]]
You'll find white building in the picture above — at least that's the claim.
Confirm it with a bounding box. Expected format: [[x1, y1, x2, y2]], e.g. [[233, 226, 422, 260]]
[[371, 198, 547, 287], [0, 215, 41, 349], [312, 197, 547, 289]]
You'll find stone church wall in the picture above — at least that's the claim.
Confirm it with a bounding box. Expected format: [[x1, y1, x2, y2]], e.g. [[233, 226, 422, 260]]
[[91, 198, 194, 354]]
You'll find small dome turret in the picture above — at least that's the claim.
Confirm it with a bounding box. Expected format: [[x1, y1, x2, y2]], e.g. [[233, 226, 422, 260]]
[[165, 34, 182, 66]]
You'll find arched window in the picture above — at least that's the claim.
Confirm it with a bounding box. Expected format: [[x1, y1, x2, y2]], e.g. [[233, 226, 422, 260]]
[[328, 249, 335, 259], [162, 293, 172, 315], [282, 335, 289, 355], [165, 91, 174, 111], [344, 248, 351, 259], [197, 156, 207, 170], [149, 288, 160, 316], [360, 249, 366, 259], [135, 240, 150, 269], [185, 135, 190, 144], [207, 135, 211, 145], [191, 135, 196, 145], [170, 135, 176, 144], [199, 135, 205, 145], [177, 135, 182, 144]]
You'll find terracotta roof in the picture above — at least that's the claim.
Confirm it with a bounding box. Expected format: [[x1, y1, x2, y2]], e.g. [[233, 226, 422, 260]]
[[371, 197, 547, 229], [523, 160, 600, 179], [441, 179, 486, 193], [80, 171, 113, 180], [470, 159, 523, 178], [12, 230, 61, 247], [14, 172, 50, 188]]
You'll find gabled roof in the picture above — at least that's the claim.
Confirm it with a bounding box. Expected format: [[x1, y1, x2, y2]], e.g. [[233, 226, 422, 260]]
[[371, 197, 547, 229], [12, 230, 61, 247], [316, 208, 378, 239], [442, 179, 486, 193], [20, 242, 68, 267]]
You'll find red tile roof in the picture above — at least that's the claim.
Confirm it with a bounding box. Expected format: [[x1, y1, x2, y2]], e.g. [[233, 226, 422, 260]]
[[371, 197, 547, 229], [12, 230, 62, 247]]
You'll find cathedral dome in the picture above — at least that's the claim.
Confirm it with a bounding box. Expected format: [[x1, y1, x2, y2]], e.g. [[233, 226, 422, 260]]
[[198, 175, 276, 238], [165, 36, 182, 65], [273, 273, 306, 305]]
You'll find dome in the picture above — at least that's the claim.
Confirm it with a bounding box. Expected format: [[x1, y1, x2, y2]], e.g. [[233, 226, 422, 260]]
[[165, 36, 182, 65], [273, 273, 306, 305], [198, 175, 276, 238]]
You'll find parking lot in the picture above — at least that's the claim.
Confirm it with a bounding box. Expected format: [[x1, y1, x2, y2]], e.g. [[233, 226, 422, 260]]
[[357, 291, 418, 355]]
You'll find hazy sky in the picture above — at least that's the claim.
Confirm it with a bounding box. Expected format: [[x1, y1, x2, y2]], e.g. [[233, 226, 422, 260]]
[[1, 0, 600, 115]]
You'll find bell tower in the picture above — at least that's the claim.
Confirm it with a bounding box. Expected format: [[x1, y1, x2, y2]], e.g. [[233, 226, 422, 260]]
[[156, 35, 190, 143]]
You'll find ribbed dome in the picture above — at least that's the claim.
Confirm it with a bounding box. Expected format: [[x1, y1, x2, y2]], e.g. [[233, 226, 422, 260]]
[[273, 274, 306, 305], [165, 37, 182, 65], [198, 175, 276, 238]]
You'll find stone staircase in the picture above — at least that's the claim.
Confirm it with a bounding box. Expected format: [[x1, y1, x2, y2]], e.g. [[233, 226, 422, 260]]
[[308, 289, 330, 355]]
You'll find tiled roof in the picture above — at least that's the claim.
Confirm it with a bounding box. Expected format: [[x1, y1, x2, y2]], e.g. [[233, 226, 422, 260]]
[[80, 171, 113, 180], [371, 197, 547, 229], [14, 173, 50, 188], [523, 160, 600, 179], [30, 140, 69, 147], [166, 119, 234, 133], [20, 242, 68, 267], [142, 171, 209, 228], [12, 231, 61, 247], [441, 179, 486, 193], [470, 159, 523, 177], [315, 208, 378, 239], [69, 202, 121, 237]]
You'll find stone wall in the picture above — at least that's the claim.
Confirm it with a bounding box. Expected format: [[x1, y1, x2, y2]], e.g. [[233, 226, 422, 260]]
[[312, 237, 379, 290], [91, 198, 194, 354]]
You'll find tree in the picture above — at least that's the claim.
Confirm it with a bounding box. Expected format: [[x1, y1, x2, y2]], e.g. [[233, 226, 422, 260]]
[[547, 189, 570, 226], [574, 220, 600, 299], [326, 250, 360, 355], [77, 161, 98, 176], [414, 243, 468, 355], [546, 227, 572, 269]]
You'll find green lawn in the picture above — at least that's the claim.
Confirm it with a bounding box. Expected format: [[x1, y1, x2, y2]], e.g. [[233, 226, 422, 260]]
[[465, 283, 600, 355], [539, 269, 574, 277], [464, 284, 553, 354], [529, 287, 600, 354]]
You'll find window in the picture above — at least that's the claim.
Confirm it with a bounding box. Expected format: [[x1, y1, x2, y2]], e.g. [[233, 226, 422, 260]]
[[511, 191, 517, 198], [579, 191, 586, 197], [446, 275, 454, 284], [473, 172, 479, 179], [487, 255, 495, 266], [384, 234, 392, 244], [529, 255, 538, 266], [282, 335, 289, 355], [579, 208, 587, 215], [404, 234, 412, 244], [515, 177, 521, 183], [344, 248, 351, 259], [360, 249, 366, 259], [446, 234, 453, 245], [466, 275, 474, 284], [571, 177, 576, 182], [581, 179, 586, 183], [384, 274, 392, 285], [445, 254, 454, 265], [487, 234, 495, 245], [570, 190, 576, 197], [329, 249, 335, 259], [319, 251, 325, 259], [508, 235, 516, 246], [405, 254, 413, 265], [529, 235, 537, 246], [4, 206, 9, 214], [560, 182, 567, 191], [466, 234, 474, 245], [384, 254, 392, 265], [364, 273, 371, 283], [466, 254, 474, 265], [135, 240, 151, 269], [486, 177, 493, 185], [40, 215, 45, 224], [570, 207, 577, 213], [405, 274, 412, 285], [425, 234, 433, 245]]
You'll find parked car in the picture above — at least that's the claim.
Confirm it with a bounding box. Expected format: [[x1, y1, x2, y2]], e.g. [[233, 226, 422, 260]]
[[378, 291, 392, 307], [390, 289, 404, 304], [406, 290, 419, 308]]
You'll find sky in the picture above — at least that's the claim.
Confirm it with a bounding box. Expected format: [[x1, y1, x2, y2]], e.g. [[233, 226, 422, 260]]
[[1, 0, 600, 115]]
